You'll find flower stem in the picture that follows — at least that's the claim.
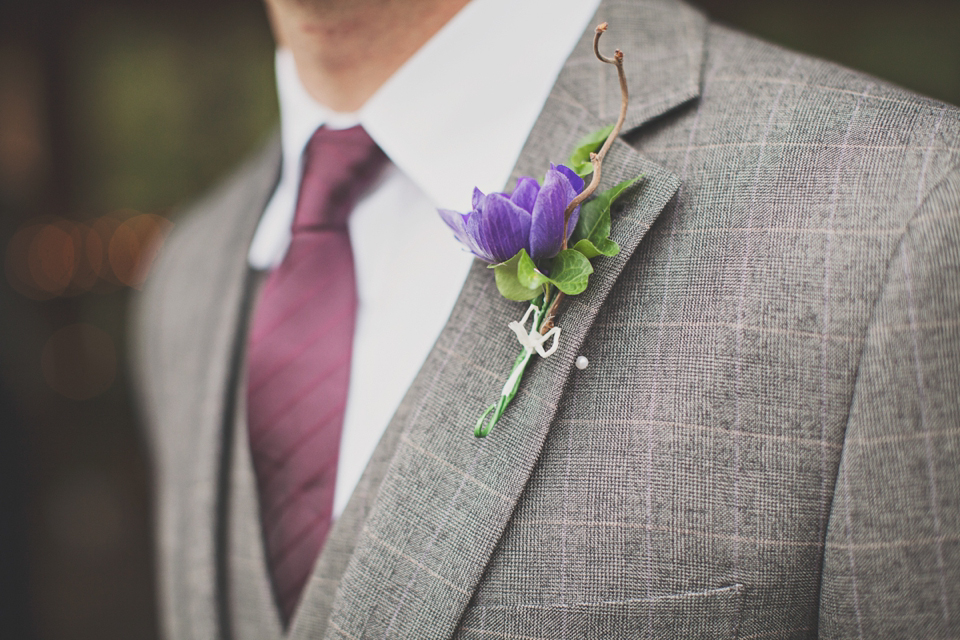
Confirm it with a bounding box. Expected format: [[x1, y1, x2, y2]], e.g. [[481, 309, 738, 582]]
[[476, 295, 549, 437], [539, 291, 565, 335]]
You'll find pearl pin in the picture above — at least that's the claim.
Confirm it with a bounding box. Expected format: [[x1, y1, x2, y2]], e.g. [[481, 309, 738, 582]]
[[575, 356, 589, 370]]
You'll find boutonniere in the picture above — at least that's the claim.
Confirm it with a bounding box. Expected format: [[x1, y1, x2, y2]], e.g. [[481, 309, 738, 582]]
[[439, 24, 639, 437]]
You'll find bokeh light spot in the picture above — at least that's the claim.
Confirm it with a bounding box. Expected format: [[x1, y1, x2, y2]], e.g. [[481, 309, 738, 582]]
[[107, 222, 139, 288], [30, 222, 78, 295], [64, 222, 99, 295], [89, 214, 124, 291], [84, 225, 104, 277], [108, 213, 172, 289], [5, 212, 173, 299], [5, 222, 52, 300]]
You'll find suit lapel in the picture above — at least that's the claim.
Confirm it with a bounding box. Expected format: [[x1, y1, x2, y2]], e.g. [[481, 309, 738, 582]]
[[319, 2, 706, 638]]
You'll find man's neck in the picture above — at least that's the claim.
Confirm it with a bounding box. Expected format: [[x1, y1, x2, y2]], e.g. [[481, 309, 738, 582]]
[[265, 0, 472, 113]]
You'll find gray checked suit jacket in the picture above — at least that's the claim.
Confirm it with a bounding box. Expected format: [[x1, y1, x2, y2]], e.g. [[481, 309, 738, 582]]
[[131, 0, 960, 637]]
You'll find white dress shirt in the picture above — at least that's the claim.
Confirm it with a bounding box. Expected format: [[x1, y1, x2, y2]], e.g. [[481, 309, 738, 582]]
[[248, 0, 603, 517]]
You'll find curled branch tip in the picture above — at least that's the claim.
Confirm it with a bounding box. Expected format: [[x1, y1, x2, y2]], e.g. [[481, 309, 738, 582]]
[[548, 23, 631, 335], [559, 24, 630, 250]]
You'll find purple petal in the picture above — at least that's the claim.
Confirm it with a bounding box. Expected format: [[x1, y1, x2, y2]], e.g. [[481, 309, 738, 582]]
[[469, 193, 532, 263], [472, 187, 485, 211], [440, 210, 472, 248], [553, 163, 585, 194], [564, 197, 582, 242], [438, 208, 471, 245], [551, 164, 583, 239], [439, 208, 492, 261], [529, 168, 578, 262], [510, 176, 540, 213]]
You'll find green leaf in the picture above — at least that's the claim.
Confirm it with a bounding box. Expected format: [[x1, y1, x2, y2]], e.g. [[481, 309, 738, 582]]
[[570, 198, 609, 247], [570, 175, 641, 259], [492, 251, 542, 301], [572, 237, 619, 259], [571, 238, 601, 259], [516, 250, 550, 290], [595, 237, 620, 256], [568, 124, 614, 177], [600, 174, 642, 208], [582, 176, 642, 234], [545, 249, 594, 295]]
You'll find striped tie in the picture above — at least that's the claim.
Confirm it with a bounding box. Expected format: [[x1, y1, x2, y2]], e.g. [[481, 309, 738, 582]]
[[246, 125, 386, 624]]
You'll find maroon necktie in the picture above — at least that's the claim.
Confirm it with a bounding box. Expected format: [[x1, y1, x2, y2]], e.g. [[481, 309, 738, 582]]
[[246, 125, 386, 624]]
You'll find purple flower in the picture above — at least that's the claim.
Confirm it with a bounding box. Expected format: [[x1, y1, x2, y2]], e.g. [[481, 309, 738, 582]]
[[439, 164, 584, 265]]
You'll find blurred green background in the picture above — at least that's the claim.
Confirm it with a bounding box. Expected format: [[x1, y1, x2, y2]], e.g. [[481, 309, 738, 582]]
[[0, 0, 957, 638]]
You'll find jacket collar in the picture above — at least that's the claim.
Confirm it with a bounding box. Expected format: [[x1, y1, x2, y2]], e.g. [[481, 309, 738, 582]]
[[566, 0, 705, 134], [513, 0, 707, 181], [311, 1, 706, 638]]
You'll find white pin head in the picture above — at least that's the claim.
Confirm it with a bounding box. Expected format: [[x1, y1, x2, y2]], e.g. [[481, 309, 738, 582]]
[[575, 356, 589, 370]]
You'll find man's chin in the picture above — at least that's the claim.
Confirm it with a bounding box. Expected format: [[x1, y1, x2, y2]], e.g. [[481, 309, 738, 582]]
[[280, 0, 393, 19]]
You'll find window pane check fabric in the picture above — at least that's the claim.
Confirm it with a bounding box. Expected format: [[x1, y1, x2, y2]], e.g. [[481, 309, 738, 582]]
[[245, 125, 386, 624]]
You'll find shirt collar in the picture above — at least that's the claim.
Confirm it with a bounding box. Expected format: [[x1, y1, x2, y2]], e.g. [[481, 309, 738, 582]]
[[287, 0, 601, 207], [251, 0, 602, 268]]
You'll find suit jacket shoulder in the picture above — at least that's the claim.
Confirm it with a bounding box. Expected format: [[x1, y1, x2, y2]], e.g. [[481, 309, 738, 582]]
[[131, 134, 279, 451], [129, 134, 279, 640]]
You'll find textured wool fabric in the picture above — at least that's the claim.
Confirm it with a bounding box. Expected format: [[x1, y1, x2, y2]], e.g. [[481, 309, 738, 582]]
[[131, 0, 960, 638], [246, 126, 386, 624]]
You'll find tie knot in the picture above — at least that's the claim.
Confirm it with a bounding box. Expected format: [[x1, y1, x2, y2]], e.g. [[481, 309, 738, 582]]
[[293, 125, 387, 231]]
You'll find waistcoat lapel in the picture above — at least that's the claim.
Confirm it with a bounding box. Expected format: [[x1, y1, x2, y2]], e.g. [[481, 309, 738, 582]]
[[312, 2, 707, 638]]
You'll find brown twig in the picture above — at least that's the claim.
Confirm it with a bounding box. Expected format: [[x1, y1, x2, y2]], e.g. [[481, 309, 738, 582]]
[[543, 23, 629, 336], [539, 291, 565, 335], [559, 23, 629, 250]]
